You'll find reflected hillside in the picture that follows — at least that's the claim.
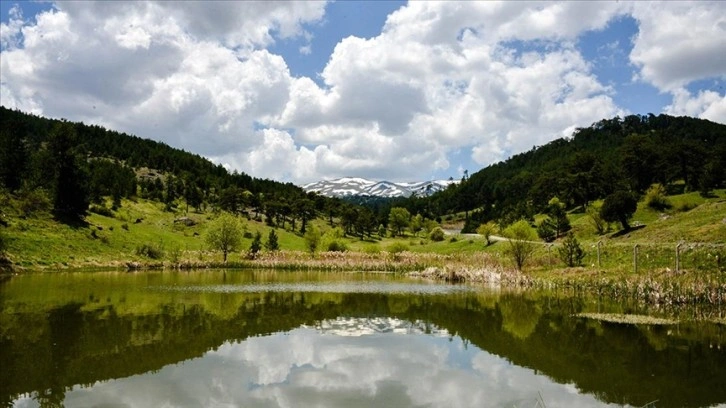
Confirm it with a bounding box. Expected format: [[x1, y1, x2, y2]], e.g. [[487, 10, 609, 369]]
[[1, 271, 725, 407]]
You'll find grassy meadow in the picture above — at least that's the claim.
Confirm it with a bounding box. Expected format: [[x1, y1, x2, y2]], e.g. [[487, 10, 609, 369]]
[[1, 188, 724, 306]]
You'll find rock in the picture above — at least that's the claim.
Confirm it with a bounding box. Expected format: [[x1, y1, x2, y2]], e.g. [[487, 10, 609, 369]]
[[174, 217, 196, 226]]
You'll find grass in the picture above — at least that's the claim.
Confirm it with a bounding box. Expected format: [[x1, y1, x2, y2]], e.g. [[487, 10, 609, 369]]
[[1, 188, 724, 306]]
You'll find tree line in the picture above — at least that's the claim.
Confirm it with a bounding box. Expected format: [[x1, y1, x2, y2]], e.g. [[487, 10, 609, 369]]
[[0, 107, 392, 235], [390, 113, 726, 232]]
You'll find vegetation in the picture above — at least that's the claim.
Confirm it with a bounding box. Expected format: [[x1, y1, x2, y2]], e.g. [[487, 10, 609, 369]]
[[503, 220, 538, 271], [205, 214, 243, 263], [558, 233, 585, 267], [600, 191, 638, 231]]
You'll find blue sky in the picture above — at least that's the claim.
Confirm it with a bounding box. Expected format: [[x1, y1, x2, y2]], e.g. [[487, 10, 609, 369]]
[[1, 1, 724, 184]]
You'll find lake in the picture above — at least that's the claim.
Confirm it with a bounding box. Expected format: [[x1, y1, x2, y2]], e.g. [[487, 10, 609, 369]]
[[1, 270, 725, 407]]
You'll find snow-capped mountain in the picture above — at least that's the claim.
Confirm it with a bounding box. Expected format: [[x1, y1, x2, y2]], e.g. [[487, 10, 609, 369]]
[[302, 177, 457, 198]]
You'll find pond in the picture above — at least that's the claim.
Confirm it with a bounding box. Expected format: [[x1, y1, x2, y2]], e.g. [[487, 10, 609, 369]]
[[1, 270, 725, 407]]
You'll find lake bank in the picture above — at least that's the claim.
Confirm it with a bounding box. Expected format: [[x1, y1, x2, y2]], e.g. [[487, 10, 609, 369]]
[[4, 249, 725, 309]]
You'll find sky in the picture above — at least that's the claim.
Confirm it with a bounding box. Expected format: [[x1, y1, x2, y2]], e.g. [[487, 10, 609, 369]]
[[1, 1, 725, 185]]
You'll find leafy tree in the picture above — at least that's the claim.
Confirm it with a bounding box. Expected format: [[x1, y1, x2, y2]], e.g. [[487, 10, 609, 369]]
[[600, 191, 638, 231], [265, 229, 279, 251], [503, 220, 538, 271], [48, 122, 89, 220], [476, 221, 497, 246], [410, 214, 424, 237], [586, 203, 609, 235], [304, 225, 321, 255], [205, 213, 242, 262], [558, 232, 585, 267], [388, 207, 411, 236]]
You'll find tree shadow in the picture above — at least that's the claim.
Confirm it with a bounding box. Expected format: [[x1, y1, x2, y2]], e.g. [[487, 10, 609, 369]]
[[610, 224, 646, 238], [53, 213, 90, 229]]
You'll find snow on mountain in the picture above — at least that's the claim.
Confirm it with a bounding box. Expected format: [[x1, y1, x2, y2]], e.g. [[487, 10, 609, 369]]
[[303, 177, 457, 198]]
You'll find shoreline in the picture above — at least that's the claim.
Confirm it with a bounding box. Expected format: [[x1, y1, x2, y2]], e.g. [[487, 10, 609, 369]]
[[3, 250, 725, 308]]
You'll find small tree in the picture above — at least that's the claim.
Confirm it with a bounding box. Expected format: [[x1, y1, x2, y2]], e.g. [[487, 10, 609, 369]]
[[265, 229, 279, 251], [600, 191, 638, 231], [587, 203, 609, 235], [503, 220, 538, 271], [248, 231, 262, 258], [388, 207, 411, 236], [476, 221, 496, 246], [558, 233, 585, 267], [205, 213, 242, 263], [304, 225, 321, 256]]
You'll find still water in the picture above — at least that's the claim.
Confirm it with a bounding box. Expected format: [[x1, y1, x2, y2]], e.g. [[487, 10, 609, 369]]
[[1, 270, 725, 407]]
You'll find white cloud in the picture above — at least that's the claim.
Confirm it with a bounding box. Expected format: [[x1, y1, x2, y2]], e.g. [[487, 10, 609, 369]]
[[2, 1, 724, 185], [630, 1, 726, 92], [665, 88, 726, 124]]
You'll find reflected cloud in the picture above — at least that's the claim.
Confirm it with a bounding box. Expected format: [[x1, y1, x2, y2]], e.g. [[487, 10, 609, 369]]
[[15, 317, 628, 408]]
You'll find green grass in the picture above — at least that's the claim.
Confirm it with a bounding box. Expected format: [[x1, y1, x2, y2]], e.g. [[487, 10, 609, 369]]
[[1, 188, 724, 274]]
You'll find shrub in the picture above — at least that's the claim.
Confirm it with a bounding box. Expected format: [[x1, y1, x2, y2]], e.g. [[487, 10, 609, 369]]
[[19, 188, 51, 217], [429, 227, 445, 242], [248, 231, 262, 258], [89, 204, 114, 217], [136, 243, 165, 259], [388, 242, 409, 254], [558, 233, 585, 267], [449, 236, 458, 243], [645, 184, 671, 210], [587, 203, 609, 235], [327, 240, 348, 252]]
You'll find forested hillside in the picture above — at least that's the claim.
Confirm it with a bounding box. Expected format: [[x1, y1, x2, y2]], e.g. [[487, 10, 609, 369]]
[[399, 114, 726, 231], [0, 107, 382, 237]]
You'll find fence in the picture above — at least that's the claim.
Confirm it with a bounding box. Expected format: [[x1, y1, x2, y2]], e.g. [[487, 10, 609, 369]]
[[538, 240, 725, 275]]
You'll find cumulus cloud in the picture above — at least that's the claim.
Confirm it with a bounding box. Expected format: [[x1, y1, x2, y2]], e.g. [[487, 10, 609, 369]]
[[629, 1, 726, 91], [1, 1, 724, 184]]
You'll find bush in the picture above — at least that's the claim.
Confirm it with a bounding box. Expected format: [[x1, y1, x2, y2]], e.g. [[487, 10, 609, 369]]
[[136, 242, 165, 259], [327, 240, 348, 252], [388, 242, 409, 254], [429, 227, 445, 242], [645, 184, 671, 210], [19, 188, 51, 217], [586, 203, 609, 235], [89, 204, 114, 217], [558, 233, 585, 267]]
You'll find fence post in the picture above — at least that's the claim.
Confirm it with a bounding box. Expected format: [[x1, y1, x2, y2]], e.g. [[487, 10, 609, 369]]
[[676, 242, 683, 273], [597, 240, 602, 268], [633, 244, 639, 274]]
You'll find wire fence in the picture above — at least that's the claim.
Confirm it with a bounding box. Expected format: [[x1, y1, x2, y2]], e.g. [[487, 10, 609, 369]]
[[538, 241, 725, 275]]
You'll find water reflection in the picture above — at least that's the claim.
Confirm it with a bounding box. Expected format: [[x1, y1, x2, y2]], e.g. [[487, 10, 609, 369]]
[[16, 318, 616, 408], [1, 270, 725, 407]]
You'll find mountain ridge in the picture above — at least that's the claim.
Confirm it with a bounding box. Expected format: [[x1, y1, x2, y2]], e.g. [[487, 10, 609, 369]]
[[303, 177, 457, 198]]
